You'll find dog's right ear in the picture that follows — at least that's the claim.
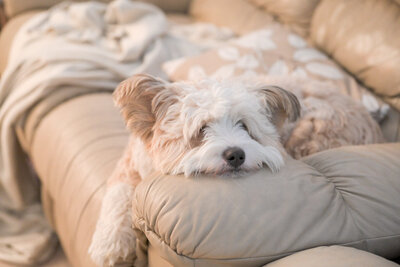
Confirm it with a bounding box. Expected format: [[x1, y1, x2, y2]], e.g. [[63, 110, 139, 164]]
[[113, 74, 175, 142], [258, 85, 301, 131]]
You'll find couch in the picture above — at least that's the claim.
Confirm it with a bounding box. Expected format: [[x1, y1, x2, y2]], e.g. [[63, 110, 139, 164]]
[[0, 0, 399, 266]]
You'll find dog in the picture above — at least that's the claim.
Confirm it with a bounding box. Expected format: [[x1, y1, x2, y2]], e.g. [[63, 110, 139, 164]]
[[89, 74, 384, 266]]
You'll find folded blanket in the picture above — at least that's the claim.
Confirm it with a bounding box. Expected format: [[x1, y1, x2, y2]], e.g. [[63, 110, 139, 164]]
[[0, 0, 202, 264]]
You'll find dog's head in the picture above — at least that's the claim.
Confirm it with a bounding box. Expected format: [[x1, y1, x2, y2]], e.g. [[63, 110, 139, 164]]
[[114, 74, 300, 176]]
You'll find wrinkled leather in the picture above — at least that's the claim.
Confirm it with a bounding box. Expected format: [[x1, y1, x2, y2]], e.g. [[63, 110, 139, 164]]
[[265, 246, 399, 267], [133, 144, 400, 267], [189, 0, 274, 35], [28, 92, 400, 267], [247, 0, 321, 37], [3, 0, 192, 18], [0, 11, 41, 74], [31, 94, 128, 267], [311, 0, 400, 111], [1, 1, 398, 266]]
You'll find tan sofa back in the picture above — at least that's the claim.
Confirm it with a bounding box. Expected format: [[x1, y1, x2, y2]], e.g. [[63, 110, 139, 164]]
[[3, 0, 191, 18], [247, 0, 321, 37], [311, 0, 400, 111]]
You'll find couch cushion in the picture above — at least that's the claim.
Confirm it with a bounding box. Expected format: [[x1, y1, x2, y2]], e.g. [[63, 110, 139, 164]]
[[311, 0, 400, 111], [265, 246, 399, 267], [163, 26, 390, 121], [246, 0, 321, 37], [4, 0, 191, 18], [3, 0, 109, 18], [381, 107, 400, 142], [189, 0, 274, 35], [0, 11, 41, 74], [133, 143, 400, 267], [30, 94, 128, 267]]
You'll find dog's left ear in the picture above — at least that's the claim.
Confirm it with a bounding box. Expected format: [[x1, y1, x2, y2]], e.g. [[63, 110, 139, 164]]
[[258, 86, 301, 130], [113, 74, 177, 142]]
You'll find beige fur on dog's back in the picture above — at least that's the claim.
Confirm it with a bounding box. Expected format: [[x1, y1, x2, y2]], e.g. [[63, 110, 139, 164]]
[[265, 76, 385, 159]]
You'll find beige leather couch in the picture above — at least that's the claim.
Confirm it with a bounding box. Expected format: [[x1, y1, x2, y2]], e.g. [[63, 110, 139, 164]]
[[1, 0, 400, 266]]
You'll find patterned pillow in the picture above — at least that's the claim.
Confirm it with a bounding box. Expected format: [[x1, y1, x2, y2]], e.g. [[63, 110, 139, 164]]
[[163, 24, 389, 121]]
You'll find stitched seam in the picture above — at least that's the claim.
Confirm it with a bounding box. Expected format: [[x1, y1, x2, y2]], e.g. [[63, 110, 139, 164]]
[[69, 156, 120, 252], [305, 163, 365, 239], [136, 216, 400, 261]]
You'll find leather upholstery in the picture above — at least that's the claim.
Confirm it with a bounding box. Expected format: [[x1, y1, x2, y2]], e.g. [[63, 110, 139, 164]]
[[3, 0, 192, 18], [1, 1, 400, 266], [189, 0, 274, 35], [27, 91, 400, 267], [133, 144, 400, 266], [246, 0, 321, 37], [265, 246, 399, 267], [310, 0, 400, 111], [0, 11, 41, 74], [31, 94, 128, 267]]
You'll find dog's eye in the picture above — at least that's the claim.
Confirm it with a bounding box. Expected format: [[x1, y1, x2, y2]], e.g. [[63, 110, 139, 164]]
[[190, 125, 206, 148], [199, 125, 207, 134], [237, 121, 248, 131]]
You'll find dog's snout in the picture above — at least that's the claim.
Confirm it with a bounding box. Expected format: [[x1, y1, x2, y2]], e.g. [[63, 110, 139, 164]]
[[223, 147, 245, 168]]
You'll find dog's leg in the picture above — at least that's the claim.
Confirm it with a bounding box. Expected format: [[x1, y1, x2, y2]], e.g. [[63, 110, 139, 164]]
[[89, 146, 142, 266], [89, 182, 136, 266]]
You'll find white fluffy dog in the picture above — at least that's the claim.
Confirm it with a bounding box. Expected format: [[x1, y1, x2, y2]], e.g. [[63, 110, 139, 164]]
[[89, 74, 384, 266]]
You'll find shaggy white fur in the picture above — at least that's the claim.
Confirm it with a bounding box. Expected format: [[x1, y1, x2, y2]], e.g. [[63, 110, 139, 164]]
[[89, 184, 136, 266], [89, 74, 384, 266]]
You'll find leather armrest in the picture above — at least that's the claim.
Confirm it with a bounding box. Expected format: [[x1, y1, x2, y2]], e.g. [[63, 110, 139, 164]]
[[265, 246, 399, 267], [133, 143, 400, 267], [0, 10, 42, 74]]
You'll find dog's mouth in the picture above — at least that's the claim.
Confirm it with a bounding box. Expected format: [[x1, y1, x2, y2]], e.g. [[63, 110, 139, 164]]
[[213, 162, 269, 177], [190, 166, 246, 177], [189, 162, 269, 177], [213, 166, 248, 177]]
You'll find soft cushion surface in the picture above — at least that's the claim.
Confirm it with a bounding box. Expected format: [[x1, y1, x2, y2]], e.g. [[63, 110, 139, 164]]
[[4, 0, 191, 18], [133, 144, 400, 267], [31, 94, 126, 267], [311, 0, 400, 111], [163, 25, 389, 121], [0, 11, 41, 74], [247, 0, 321, 37], [265, 246, 399, 267], [189, 0, 274, 35]]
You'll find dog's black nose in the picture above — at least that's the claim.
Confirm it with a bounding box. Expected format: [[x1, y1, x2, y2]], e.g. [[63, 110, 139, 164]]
[[223, 147, 245, 168]]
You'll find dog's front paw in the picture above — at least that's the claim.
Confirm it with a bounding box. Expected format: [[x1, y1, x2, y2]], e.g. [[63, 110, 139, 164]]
[[89, 225, 136, 267], [89, 183, 136, 266]]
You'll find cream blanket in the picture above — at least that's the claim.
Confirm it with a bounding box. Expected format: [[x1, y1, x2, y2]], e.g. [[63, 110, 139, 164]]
[[0, 0, 206, 264]]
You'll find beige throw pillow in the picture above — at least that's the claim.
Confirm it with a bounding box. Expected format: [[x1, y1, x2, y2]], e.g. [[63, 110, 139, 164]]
[[163, 24, 389, 121]]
